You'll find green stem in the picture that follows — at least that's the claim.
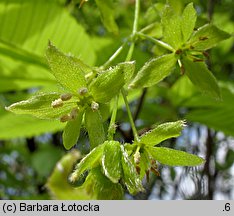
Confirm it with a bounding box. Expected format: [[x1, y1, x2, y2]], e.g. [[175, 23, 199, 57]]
[[107, 95, 119, 140], [121, 89, 140, 142], [103, 42, 127, 69], [137, 32, 175, 52], [120, 0, 141, 143]]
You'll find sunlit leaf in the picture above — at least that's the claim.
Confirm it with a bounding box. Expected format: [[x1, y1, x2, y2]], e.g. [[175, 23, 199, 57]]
[[85, 108, 106, 149], [121, 146, 143, 195], [129, 54, 177, 88], [181, 3, 197, 43], [5, 92, 77, 119], [161, 5, 182, 49], [89, 64, 126, 103], [101, 141, 122, 183], [62, 109, 84, 150], [140, 120, 186, 146], [0, 0, 96, 65], [148, 147, 205, 166], [0, 109, 64, 140], [70, 144, 105, 182], [188, 24, 230, 50], [81, 166, 123, 200], [183, 57, 221, 99], [46, 43, 87, 93]]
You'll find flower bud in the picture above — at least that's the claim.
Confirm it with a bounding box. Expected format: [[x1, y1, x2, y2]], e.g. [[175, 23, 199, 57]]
[[60, 93, 72, 101], [91, 101, 99, 111], [134, 151, 141, 164], [78, 87, 88, 96], [70, 108, 79, 120], [60, 114, 71, 122], [51, 98, 63, 108]]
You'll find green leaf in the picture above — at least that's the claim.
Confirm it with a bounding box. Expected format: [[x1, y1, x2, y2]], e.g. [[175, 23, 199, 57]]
[[129, 54, 177, 89], [121, 146, 143, 195], [46, 43, 88, 94], [148, 147, 205, 166], [47, 150, 91, 199], [85, 108, 106, 149], [62, 109, 84, 150], [95, 0, 119, 34], [5, 92, 77, 119], [161, 5, 182, 49], [140, 120, 186, 146], [0, 53, 55, 93], [118, 61, 135, 84], [89, 64, 126, 103], [182, 57, 221, 99], [181, 3, 197, 43], [188, 24, 231, 50], [0, 0, 96, 65], [101, 141, 122, 183], [0, 109, 64, 140], [82, 166, 123, 200], [70, 144, 105, 182], [138, 151, 151, 180]]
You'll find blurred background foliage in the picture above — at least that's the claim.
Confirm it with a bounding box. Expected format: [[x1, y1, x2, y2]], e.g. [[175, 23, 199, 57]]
[[0, 0, 233, 199]]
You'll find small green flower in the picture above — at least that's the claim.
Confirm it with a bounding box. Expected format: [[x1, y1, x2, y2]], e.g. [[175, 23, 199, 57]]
[[6, 42, 135, 150]]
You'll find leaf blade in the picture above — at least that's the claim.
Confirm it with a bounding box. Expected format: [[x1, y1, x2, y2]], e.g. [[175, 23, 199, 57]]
[[188, 24, 231, 50], [183, 57, 221, 99], [101, 141, 122, 183], [5, 92, 76, 119], [140, 120, 186, 146], [85, 108, 106, 149], [89, 64, 126, 103], [70, 144, 105, 182], [181, 3, 197, 43], [129, 54, 177, 89], [62, 109, 84, 150], [46, 43, 87, 94], [121, 146, 143, 195], [148, 147, 205, 166]]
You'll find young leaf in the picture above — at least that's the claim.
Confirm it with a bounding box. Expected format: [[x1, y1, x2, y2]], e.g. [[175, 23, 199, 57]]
[[85, 108, 106, 149], [181, 3, 197, 43], [89, 65, 125, 103], [5, 93, 76, 119], [188, 24, 230, 50], [95, 0, 119, 35], [138, 151, 151, 180], [129, 54, 177, 89], [118, 61, 135, 84], [161, 5, 182, 49], [82, 167, 123, 200], [62, 109, 84, 150], [140, 120, 186, 146], [101, 141, 122, 183], [182, 57, 221, 99], [70, 144, 105, 182], [147, 147, 205, 166], [121, 146, 143, 195], [46, 42, 87, 94]]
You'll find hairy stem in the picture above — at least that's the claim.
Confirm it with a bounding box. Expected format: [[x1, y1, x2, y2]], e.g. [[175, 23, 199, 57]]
[[137, 32, 175, 52], [121, 89, 140, 142], [103, 42, 127, 68], [107, 95, 119, 140]]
